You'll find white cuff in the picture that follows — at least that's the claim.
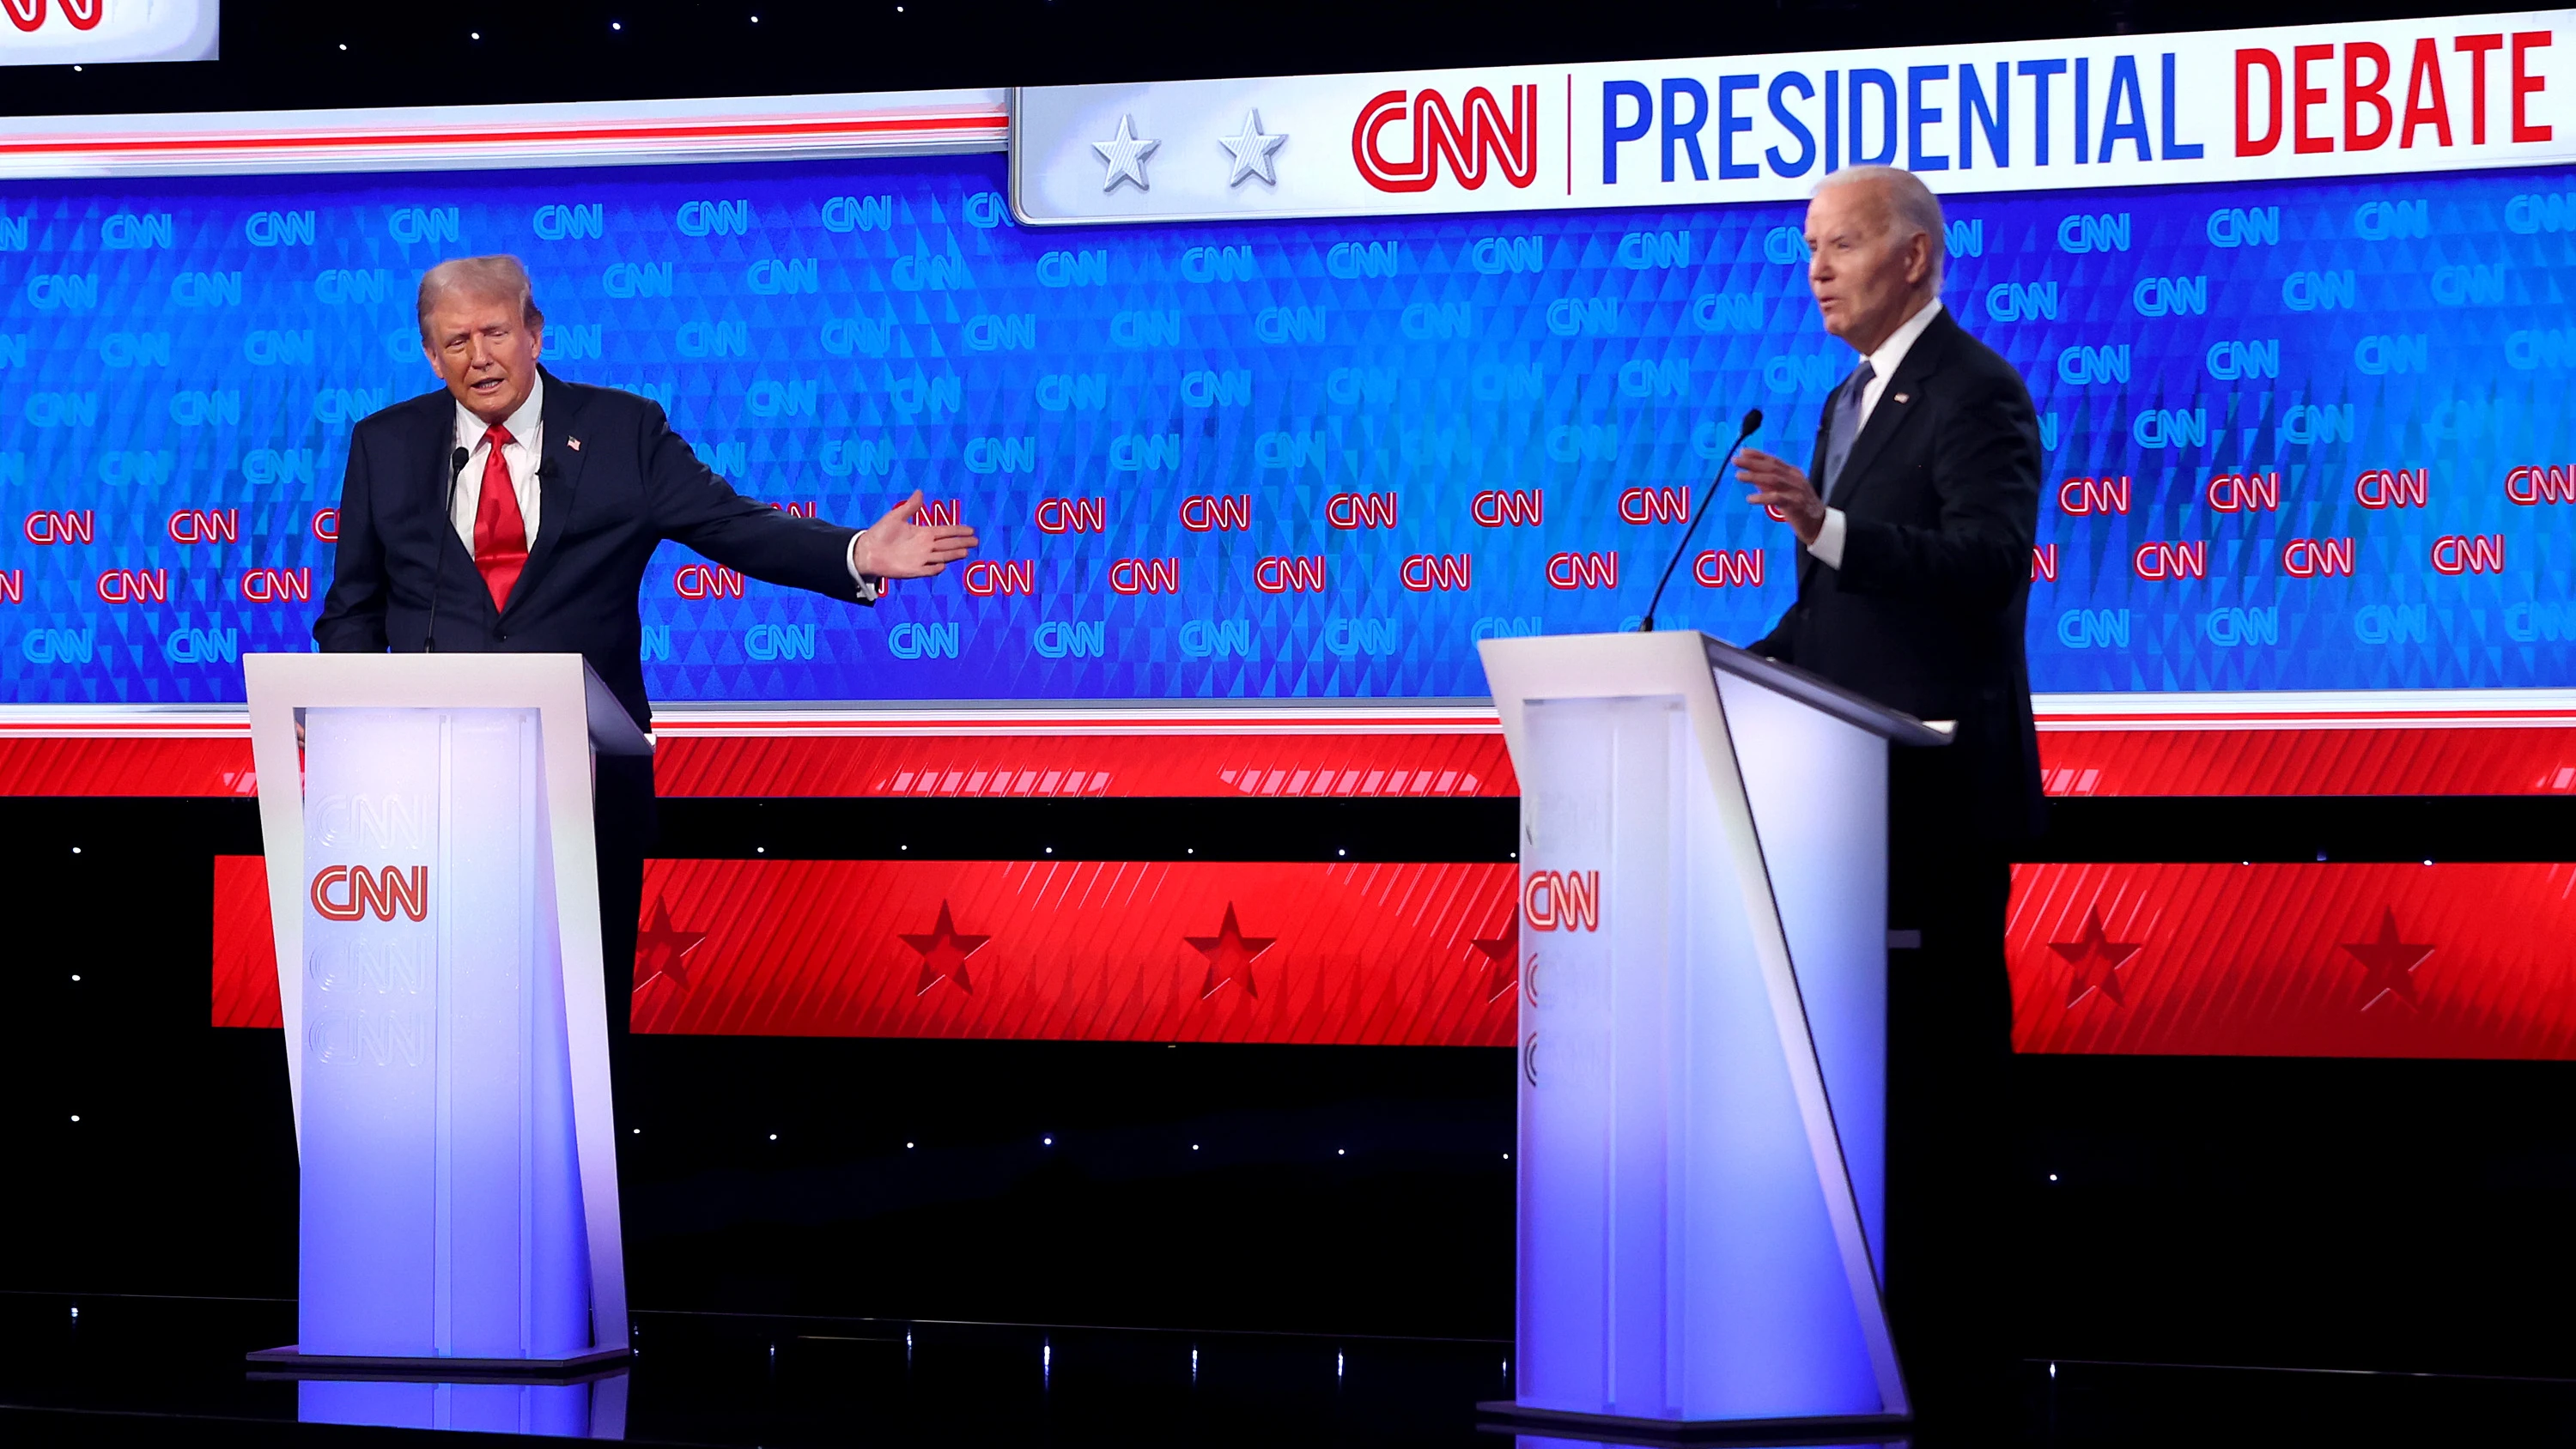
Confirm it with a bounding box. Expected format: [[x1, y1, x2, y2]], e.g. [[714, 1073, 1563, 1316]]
[[845, 535, 882, 602], [1810, 507, 1849, 569]]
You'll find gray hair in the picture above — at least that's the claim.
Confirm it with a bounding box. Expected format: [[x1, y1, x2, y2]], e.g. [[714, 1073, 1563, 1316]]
[[1814, 166, 1947, 290], [416, 255, 544, 342]]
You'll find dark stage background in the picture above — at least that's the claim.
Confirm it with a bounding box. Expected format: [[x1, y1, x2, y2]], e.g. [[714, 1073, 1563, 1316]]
[[3, 0, 2572, 1385], [6, 791, 2576, 1375]]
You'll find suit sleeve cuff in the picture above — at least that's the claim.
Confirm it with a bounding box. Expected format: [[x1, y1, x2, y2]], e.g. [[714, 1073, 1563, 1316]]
[[1809, 507, 1849, 569], [845, 534, 882, 603]]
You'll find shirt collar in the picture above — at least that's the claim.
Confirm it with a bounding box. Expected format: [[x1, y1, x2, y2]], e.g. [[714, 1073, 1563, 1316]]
[[1864, 298, 1944, 382], [453, 371, 544, 449]]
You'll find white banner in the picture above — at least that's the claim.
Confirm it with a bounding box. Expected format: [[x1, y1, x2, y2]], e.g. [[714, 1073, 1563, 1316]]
[[0, 0, 217, 67], [1012, 10, 2576, 222]]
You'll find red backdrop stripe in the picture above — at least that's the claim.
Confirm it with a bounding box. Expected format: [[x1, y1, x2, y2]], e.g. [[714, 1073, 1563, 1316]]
[[219, 855, 2576, 1059], [2036, 726, 2576, 797], [623, 859, 1522, 1046], [2009, 862, 2576, 1058], [28, 724, 2576, 798]]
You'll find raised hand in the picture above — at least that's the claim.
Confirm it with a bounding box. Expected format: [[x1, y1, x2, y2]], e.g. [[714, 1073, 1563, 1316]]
[[854, 489, 980, 579], [1736, 447, 1826, 543]]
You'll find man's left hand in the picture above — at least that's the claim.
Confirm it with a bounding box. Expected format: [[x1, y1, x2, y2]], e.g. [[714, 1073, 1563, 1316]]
[[1737, 448, 1826, 545], [854, 488, 981, 578]]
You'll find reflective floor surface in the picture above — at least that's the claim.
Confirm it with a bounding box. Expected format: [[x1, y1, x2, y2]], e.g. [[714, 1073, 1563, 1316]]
[[3, 1292, 2573, 1447]]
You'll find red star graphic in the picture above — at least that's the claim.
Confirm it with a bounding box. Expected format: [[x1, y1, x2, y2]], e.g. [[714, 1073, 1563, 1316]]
[[2341, 907, 2434, 1011], [2049, 906, 2142, 1007], [899, 900, 989, 995], [1471, 908, 1521, 1003], [634, 899, 708, 992], [1184, 903, 1276, 999]]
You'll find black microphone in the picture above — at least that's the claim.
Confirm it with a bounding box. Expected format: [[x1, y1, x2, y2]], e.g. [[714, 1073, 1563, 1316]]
[[424, 445, 470, 652], [1639, 408, 1761, 634]]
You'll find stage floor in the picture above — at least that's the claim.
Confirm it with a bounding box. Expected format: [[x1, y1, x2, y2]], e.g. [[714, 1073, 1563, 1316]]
[[3, 1291, 2571, 1446]]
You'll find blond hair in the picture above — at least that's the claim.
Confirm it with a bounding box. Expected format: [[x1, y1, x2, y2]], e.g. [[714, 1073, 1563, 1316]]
[[416, 254, 544, 342]]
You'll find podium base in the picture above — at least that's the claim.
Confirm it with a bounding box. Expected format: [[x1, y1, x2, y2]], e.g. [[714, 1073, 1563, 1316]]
[[1475, 1399, 1909, 1446], [246, 1345, 631, 1384]]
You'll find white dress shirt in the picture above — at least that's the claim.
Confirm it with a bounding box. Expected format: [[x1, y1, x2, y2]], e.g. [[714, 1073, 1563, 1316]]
[[448, 373, 544, 548], [1811, 297, 1944, 570], [448, 371, 881, 597]]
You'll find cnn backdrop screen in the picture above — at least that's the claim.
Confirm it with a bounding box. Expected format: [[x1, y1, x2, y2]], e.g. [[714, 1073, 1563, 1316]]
[[0, 153, 2569, 704]]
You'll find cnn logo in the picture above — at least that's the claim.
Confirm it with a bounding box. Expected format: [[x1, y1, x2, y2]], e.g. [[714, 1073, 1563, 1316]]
[[310, 865, 428, 923]]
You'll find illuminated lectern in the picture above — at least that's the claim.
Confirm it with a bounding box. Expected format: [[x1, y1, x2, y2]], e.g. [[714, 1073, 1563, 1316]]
[[241, 653, 644, 1373], [1475, 631, 1949, 1439]]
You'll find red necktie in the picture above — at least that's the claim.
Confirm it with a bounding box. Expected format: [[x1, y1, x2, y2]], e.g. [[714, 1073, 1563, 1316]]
[[472, 423, 529, 610]]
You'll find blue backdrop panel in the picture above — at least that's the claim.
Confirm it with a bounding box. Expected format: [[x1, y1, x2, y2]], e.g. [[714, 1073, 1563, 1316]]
[[0, 154, 2568, 703]]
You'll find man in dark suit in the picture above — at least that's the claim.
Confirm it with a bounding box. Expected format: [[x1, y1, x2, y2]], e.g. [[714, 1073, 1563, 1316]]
[[1736, 167, 2044, 1437], [315, 254, 976, 1104]]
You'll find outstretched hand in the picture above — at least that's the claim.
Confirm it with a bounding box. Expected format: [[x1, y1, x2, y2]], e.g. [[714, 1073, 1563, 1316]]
[[1736, 448, 1826, 544], [854, 489, 980, 579]]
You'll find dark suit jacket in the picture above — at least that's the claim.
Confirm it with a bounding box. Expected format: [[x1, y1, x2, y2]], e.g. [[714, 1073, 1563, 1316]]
[[1750, 307, 2046, 842], [313, 367, 872, 731]]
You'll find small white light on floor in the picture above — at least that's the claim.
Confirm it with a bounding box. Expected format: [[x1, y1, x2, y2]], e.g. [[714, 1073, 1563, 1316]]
[[1187, 848, 1194, 855], [70, 974, 79, 982], [470, 30, 479, 38], [1044, 846, 1054, 854], [1042, 1135, 1054, 1146], [611, 20, 623, 29], [631, 1128, 640, 1135], [70, 1307, 78, 1318], [1192, 1143, 1200, 1150], [1336, 1148, 1345, 1155], [2048, 1173, 2059, 1181], [907, 1141, 915, 1149], [1337, 1351, 1344, 1377], [1337, 848, 1346, 857], [2424, 859, 2434, 866], [70, 846, 81, 854], [769, 1133, 778, 1141], [756, 846, 765, 854], [2050, 1362, 2058, 1379], [337, 44, 347, 51], [70, 1115, 80, 1123], [1503, 1153, 1510, 1161]]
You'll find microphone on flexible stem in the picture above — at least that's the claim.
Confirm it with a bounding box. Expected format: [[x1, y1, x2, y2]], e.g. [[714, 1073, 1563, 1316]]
[[424, 445, 470, 652], [1639, 408, 1762, 633]]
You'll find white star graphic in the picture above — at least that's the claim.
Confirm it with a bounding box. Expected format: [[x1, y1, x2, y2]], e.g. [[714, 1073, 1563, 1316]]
[[1218, 109, 1287, 187], [1092, 115, 1160, 194]]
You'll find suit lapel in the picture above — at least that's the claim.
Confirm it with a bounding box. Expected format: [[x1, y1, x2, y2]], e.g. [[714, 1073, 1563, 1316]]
[[1797, 385, 1845, 591], [1795, 311, 1957, 594], [507, 368, 591, 616], [421, 393, 491, 621], [1827, 312, 1956, 508]]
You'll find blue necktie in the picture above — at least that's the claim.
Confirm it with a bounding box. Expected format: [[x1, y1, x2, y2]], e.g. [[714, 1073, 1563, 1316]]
[[1819, 359, 1875, 504]]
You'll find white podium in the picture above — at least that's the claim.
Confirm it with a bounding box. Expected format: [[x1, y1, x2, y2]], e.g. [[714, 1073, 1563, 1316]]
[[241, 653, 647, 1373], [1474, 631, 1950, 1440]]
